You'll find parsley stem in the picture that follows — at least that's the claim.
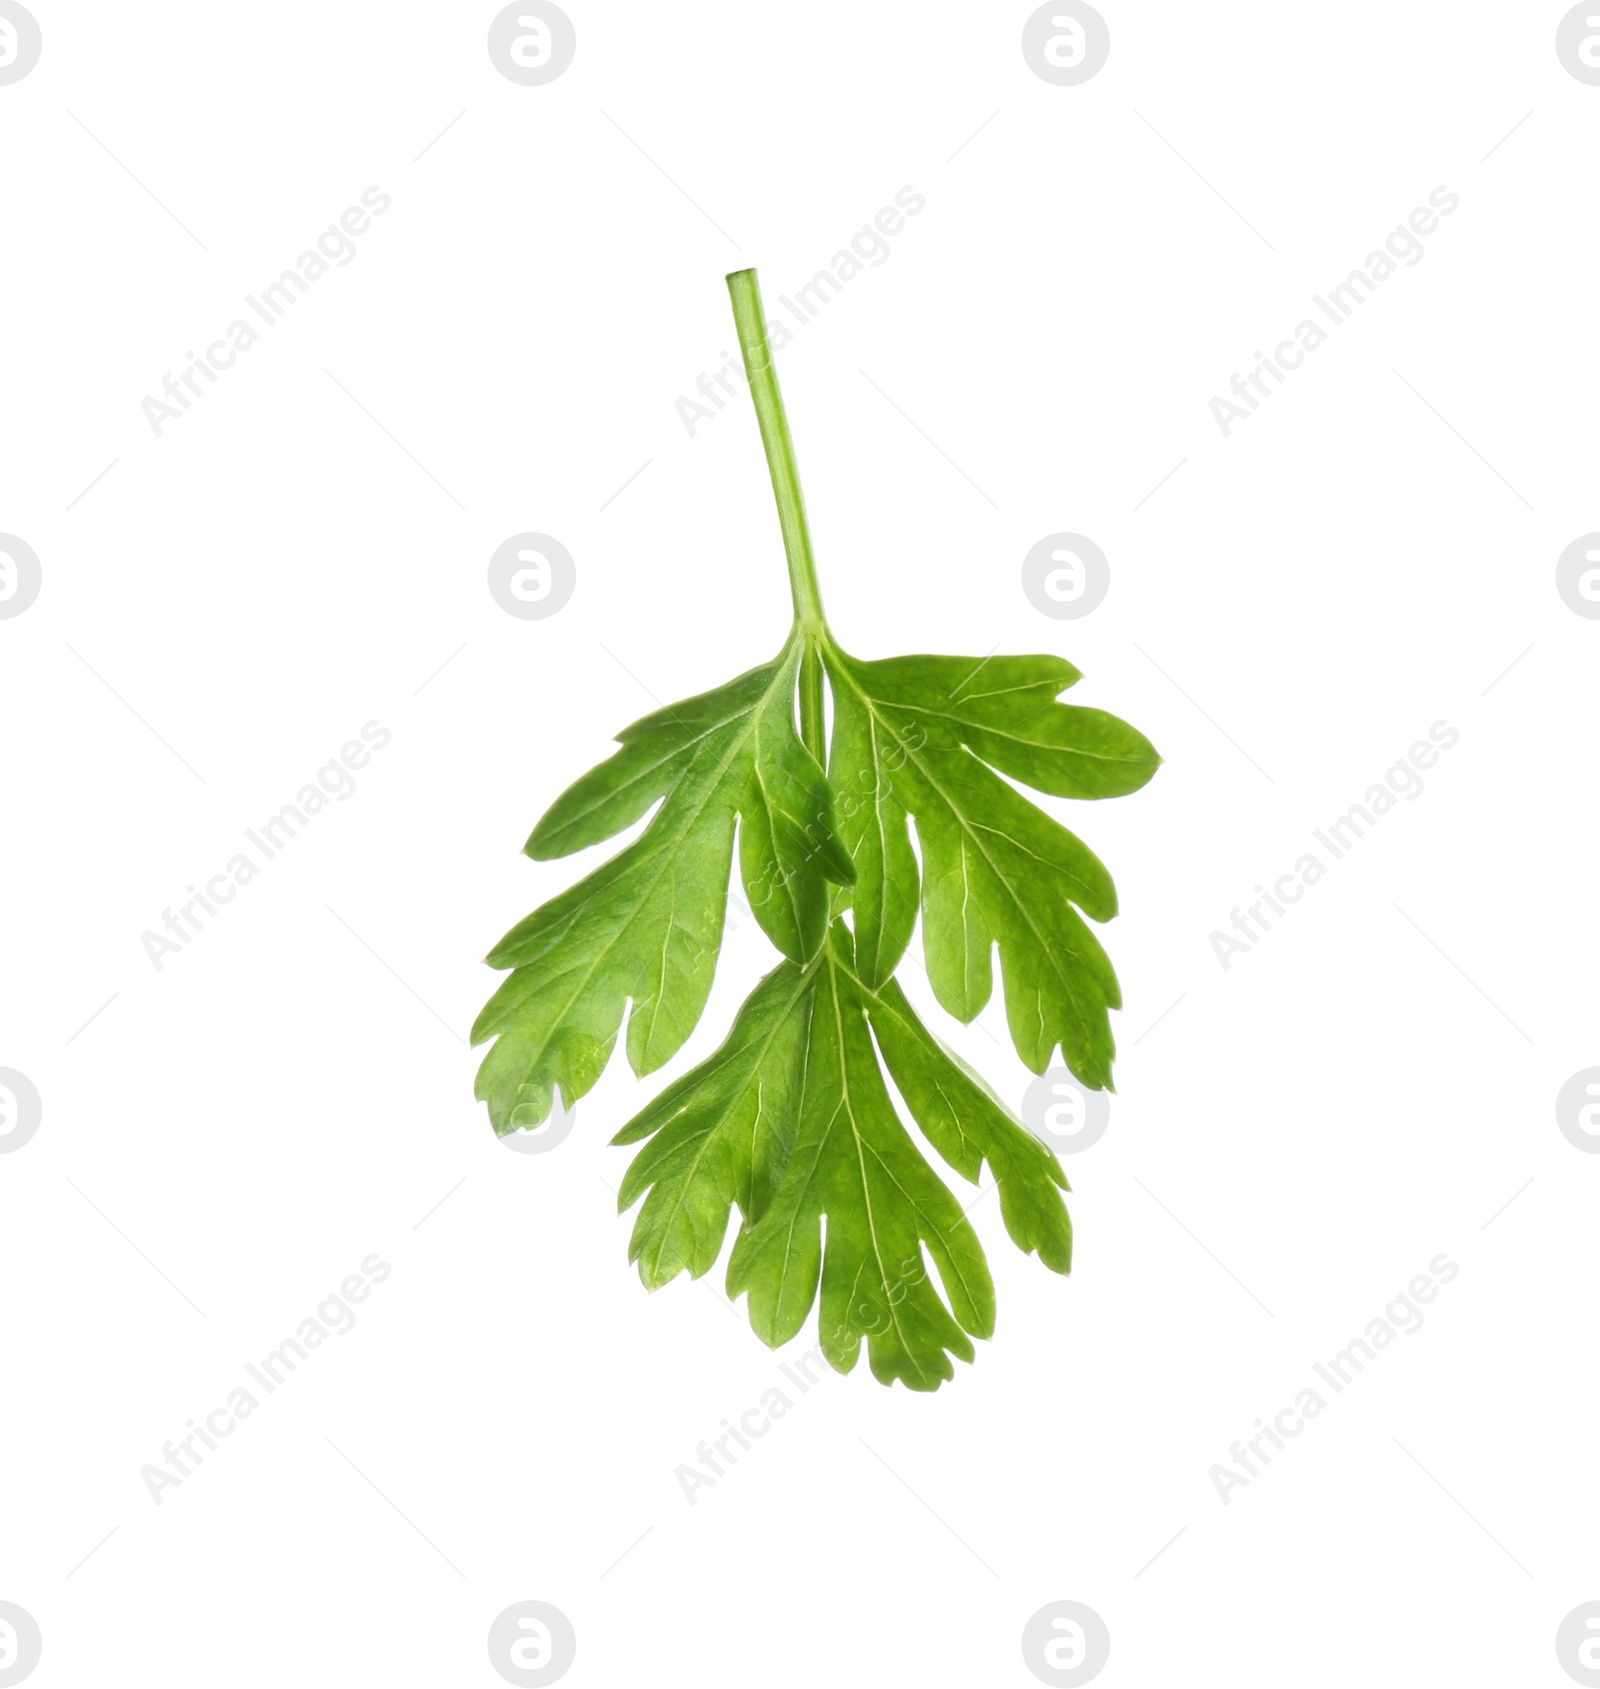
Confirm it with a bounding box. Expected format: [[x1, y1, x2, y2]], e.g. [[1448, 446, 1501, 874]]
[[726, 269, 829, 638]]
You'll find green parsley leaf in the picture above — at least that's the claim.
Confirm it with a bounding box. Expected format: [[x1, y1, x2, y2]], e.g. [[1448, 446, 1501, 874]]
[[614, 922, 1071, 1391], [475, 268, 1158, 1387], [825, 648, 1158, 1089], [472, 638, 852, 1135]]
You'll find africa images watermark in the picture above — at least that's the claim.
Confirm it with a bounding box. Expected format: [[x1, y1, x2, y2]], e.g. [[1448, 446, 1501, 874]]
[[1210, 1253, 1460, 1506], [675, 1339, 833, 1505], [139, 186, 392, 437], [674, 186, 926, 438], [1210, 720, 1459, 971], [141, 720, 391, 969], [1208, 186, 1460, 438], [674, 1254, 935, 1505], [141, 1253, 392, 1505]]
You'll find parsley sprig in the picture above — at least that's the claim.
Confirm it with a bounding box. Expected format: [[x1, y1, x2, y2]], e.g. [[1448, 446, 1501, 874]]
[[475, 270, 1159, 1388]]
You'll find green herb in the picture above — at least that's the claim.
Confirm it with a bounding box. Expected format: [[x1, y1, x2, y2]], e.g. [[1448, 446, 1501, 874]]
[[475, 268, 1159, 1388]]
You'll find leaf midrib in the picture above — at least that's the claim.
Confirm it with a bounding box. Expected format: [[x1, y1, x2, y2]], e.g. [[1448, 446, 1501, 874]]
[[888, 695, 1153, 772]]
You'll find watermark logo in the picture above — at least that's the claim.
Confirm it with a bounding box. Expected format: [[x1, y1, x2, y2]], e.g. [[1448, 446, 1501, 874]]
[[1556, 1069, 1600, 1154], [0, 3, 41, 86], [1021, 1601, 1110, 1685], [1209, 1254, 1459, 1506], [0, 1602, 42, 1685], [141, 1254, 392, 1506], [0, 1071, 41, 1156], [1556, 534, 1600, 617], [501, 1093, 576, 1152], [141, 722, 392, 970], [1558, 1602, 1600, 1683], [1022, 533, 1109, 619], [674, 189, 926, 438], [488, 3, 576, 85], [1021, 4, 1110, 86], [0, 535, 41, 620], [140, 189, 392, 438], [487, 1601, 576, 1685], [676, 1341, 831, 1504], [1210, 721, 1459, 971], [1208, 188, 1459, 437], [1022, 1068, 1110, 1154], [1557, 5, 1600, 83], [489, 534, 575, 619]]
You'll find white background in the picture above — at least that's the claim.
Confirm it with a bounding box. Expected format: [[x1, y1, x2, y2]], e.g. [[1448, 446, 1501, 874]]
[[3, 3, 1598, 1685]]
